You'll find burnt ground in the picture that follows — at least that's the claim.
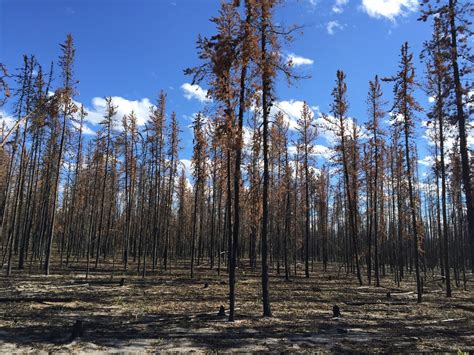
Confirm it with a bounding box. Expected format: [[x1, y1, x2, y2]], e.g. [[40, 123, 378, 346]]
[[0, 261, 472, 353]]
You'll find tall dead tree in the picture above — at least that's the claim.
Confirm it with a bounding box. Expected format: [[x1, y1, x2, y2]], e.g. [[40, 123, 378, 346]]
[[190, 112, 208, 279], [365, 75, 385, 287], [45, 34, 78, 275], [420, 0, 474, 271], [323, 70, 363, 285], [296, 102, 317, 278], [385, 42, 423, 302], [422, 16, 453, 296]]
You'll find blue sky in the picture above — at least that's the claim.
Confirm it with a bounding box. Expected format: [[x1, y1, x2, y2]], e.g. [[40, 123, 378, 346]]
[[0, 0, 446, 170]]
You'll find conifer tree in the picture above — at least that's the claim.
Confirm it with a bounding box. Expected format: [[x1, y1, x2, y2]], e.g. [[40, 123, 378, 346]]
[[45, 34, 78, 275], [190, 112, 208, 279], [323, 70, 363, 285], [420, 0, 474, 271], [296, 102, 317, 278], [365, 76, 385, 286], [385, 42, 423, 302]]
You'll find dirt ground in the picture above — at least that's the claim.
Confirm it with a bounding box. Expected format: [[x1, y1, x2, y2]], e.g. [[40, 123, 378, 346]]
[[0, 261, 472, 353]]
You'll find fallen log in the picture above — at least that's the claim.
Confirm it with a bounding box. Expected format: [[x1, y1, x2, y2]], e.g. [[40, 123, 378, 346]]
[[50, 283, 89, 289], [344, 301, 409, 306], [0, 297, 74, 303], [440, 318, 467, 323], [73, 279, 123, 286]]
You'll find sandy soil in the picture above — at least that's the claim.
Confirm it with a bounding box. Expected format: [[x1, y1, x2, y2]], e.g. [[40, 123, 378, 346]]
[[0, 261, 472, 353]]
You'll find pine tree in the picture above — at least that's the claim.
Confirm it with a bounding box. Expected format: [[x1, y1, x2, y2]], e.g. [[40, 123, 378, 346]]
[[323, 70, 363, 285], [384, 42, 423, 302], [296, 102, 317, 278], [422, 17, 453, 296], [420, 0, 474, 272], [190, 112, 208, 279], [365, 75, 385, 287], [44, 34, 78, 275]]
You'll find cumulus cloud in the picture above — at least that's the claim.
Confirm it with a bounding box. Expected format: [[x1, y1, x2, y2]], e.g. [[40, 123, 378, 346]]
[[181, 83, 211, 103], [63, 96, 156, 135], [333, 0, 348, 13], [361, 0, 418, 21], [272, 100, 319, 131], [418, 155, 434, 167], [313, 144, 334, 159], [287, 53, 314, 67], [315, 113, 369, 145], [86, 96, 153, 126], [0, 110, 15, 132], [326, 21, 344, 35], [177, 159, 193, 188], [465, 89, 473, 111], [179, 158, 192, 177], [243, 125, 254, 148], [0, 108, 97, 138], [422, 117, 474, 151], [290, 143, 334, 160], [71, 118, 96, 135]]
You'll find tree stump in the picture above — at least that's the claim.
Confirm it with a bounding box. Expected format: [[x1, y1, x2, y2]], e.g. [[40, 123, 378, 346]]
[[70, 320, 84, 341], [204, 282, 209, 289], [332, 305, 341, 318], [217, 305, 226, 318], [119, 278, 125, 286]]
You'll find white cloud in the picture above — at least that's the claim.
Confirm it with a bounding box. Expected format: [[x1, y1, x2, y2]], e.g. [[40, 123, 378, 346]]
[[316, 113, 369, 145], [272, 100, 319, 131], [243, 126, 254, 149], [423, 119, 474, 151], [313, 144, 334, 159], [290, 144, 334, 160], [181, 83, 211, 103], [428, 96, 435, 103], [66, 96, 156, 134], [0, 108, 97, 138], [327, 21, 344, 35], [71, 118, 95, 135], [180, 159, 192, 178], [333, 0, 348, 13], [179, 159, 195, 188], [287, 53, 314, 67], [86, 96, 153, 126], [0, 110, 15, 132], [418, 155, 434, 167], [387, 111, 405, 125], [465, 89, 473, 110], [361, 0, 418, 21]]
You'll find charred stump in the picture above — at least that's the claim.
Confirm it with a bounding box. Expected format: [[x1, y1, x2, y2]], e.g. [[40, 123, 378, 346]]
[[217, 305, 226, 318], [70, 320, 84, 341]]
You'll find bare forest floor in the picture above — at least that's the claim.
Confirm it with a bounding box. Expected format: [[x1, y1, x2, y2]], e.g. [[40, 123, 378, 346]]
[[0, 260, 472, 353]]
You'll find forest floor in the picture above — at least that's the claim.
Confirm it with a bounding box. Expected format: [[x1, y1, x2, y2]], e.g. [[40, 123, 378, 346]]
[[0, 261, 472, 353]]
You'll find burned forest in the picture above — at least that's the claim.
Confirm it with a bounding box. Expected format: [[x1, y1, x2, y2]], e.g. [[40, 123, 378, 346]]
[[0, 0, 473, 352]]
